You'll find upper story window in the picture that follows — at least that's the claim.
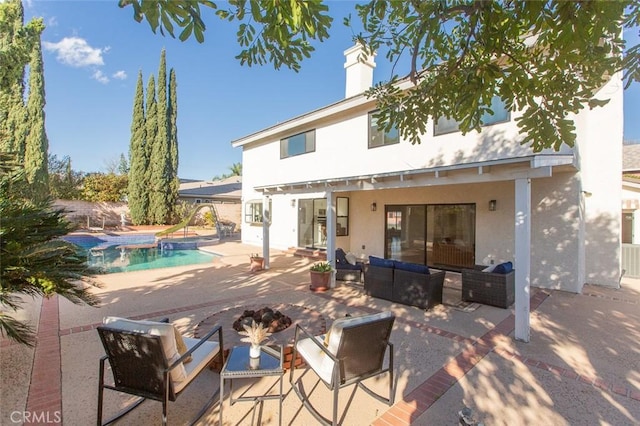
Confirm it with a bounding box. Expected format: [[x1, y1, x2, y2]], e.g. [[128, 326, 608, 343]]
[[434, 96, 510, 136], [369, 111, 399, 148], [281, 130, 315, 158]]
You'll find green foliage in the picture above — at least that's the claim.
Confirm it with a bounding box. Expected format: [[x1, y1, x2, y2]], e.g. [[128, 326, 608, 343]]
[[168, 68, 179, 218], [0, 154, 100, 346], [125, 0, 639, 153], [354, 1, 637, 152], [81, 173, 128, 202], [310, 261, 333, 272], [120, 0, 333, 71], [48, 154, 83, 199], [0, 0, 44, 99], [23, 39, 49, 200], [212, 162, 242, 180], [128, 71, 148, 225], [148, 50, 174, 225], [202, 210, 215, 227]]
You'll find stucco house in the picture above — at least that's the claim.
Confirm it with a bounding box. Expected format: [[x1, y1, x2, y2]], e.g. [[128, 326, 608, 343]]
[[232, 44, 623, 305], [623, 144, 640, 245]]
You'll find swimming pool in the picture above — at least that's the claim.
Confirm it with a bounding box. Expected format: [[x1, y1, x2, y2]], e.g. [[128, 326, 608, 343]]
[[62, 234, 219, 273]]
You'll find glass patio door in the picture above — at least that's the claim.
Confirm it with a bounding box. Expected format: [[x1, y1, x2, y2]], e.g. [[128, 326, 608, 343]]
[[384, 203, 475, 269], [384, 205, 426, 264], [427, 204, 476, 269], [298, 199, 327, 249]]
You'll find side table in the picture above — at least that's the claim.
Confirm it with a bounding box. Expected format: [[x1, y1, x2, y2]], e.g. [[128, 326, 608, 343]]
[[219, 345, 284, 425]]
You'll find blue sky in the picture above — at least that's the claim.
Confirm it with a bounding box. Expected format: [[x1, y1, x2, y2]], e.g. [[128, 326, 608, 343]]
[[23, 1, 640, 180]]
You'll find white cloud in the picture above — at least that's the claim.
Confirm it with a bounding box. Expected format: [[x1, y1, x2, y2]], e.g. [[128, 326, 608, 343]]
[[92, 70, 109, 84], [112, 70, 127, 80], [42, 37, 105, 67]]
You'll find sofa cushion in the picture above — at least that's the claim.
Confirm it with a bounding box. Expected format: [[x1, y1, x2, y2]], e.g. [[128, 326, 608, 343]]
[[103, 316, 187, 383], [493, 261, 513, 274], [369, 256, 395, 268], [393, 260, 430, 274]]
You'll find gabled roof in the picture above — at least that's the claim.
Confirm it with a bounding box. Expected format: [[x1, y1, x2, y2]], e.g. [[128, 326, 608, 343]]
[[623, 144, 640, 172]]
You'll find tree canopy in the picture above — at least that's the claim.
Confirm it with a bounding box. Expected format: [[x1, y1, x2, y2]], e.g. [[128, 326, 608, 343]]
[[121, 0, 639, 152]]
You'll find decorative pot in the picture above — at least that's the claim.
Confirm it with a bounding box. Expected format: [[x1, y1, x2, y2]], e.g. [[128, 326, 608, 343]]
[[309, 271, 331, 292], [250, 257, 264, 272]]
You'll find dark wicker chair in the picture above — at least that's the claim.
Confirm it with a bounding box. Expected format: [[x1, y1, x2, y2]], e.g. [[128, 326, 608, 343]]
[[335, 248, 364, 282], [290, 312, 395, 426], [393, 268, 446, 310], [461, 265, 515, 308], [97, 318, 223, 426], [363, 263, 394, 301]]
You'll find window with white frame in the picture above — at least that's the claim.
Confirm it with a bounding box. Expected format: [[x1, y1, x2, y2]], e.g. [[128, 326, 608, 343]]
[[245, 201, 262, 223], [280, 130, 316, 158], [434, 96, 510, 136], [369, 111, 399, 148]]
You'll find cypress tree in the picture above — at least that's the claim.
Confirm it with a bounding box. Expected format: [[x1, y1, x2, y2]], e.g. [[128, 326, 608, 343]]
[[23, 38, 48, 201], [127, 71, 148, 225], [148, 50, 171, 224], [167, 67, 179, 221], [0, 0, 36, 158], [144, 74, 158, 224]]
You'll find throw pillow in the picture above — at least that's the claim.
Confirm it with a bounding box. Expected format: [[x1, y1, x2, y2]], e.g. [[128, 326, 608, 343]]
[[493, 261, 513, 274], [173, 326, 192, 363], [482, 264, 497, 273], [345, 252, 358, 266]]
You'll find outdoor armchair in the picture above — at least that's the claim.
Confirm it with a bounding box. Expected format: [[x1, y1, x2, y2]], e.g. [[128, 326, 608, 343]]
[[96, 316, 223, 426], [289, 311, 395, 425]]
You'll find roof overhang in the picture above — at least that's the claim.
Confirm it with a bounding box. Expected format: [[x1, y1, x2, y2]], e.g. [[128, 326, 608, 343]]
[[254, 154, 576, 195]]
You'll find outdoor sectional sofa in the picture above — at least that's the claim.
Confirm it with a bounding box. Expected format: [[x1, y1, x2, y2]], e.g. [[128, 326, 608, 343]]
[[364, 256, 445, 310]]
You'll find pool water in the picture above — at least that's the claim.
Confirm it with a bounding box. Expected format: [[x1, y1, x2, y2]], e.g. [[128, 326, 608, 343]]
[[62, 234, 218, 273]]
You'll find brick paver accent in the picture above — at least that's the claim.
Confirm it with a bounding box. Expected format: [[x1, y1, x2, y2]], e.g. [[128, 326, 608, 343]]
[[24, 296, 62, 425], [25, 283, 639, 426]]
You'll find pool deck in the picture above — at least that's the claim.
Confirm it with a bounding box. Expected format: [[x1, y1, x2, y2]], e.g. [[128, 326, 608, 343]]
[[1, 238, 639, 425]]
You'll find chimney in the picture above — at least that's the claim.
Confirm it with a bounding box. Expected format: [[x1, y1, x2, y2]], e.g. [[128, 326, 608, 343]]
[[344, 43, 376, 98]]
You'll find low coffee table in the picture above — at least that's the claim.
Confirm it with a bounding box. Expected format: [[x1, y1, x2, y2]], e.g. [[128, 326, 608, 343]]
[[219, 345, 284, 426]]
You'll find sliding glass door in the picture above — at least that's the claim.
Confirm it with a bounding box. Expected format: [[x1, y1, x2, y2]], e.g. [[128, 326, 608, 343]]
[[298, 199, 327, 249], [384, 203, 476, 270]]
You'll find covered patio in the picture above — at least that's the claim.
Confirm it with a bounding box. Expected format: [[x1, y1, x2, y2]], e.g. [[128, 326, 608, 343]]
[[1, 239, 639, 425]]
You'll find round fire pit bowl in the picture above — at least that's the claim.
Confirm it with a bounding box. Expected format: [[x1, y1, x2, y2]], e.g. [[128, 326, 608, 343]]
[[194, 303, 326, 371]]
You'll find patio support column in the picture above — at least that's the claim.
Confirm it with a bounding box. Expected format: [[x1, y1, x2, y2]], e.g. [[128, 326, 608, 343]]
[[262, 195, 271, 269], [514, 178, 531, 342], [326, 191, 336, 288]]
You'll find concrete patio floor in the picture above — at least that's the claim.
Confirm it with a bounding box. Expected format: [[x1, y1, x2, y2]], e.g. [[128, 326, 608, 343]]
[[1, 239, 639, 425]]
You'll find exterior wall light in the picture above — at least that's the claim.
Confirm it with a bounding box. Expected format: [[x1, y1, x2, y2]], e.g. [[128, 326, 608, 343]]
[[371, 202, 377, 212], [489, 200, 497, 211]]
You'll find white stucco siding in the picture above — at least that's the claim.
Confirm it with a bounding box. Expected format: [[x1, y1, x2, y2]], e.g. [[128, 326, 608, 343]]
[[240, 109, 569, 190], [574, 75, 624, 287]]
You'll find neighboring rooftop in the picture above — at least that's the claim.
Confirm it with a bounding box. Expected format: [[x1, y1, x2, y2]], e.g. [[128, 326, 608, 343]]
[[623, 144, 640, 172], [178, 176, 242, 200]]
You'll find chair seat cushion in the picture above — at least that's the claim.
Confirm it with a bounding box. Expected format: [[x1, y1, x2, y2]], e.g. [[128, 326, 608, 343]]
[[296, 335, 335, 385], [103, 316, 187, 383], [175, 337, 220, 393]]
